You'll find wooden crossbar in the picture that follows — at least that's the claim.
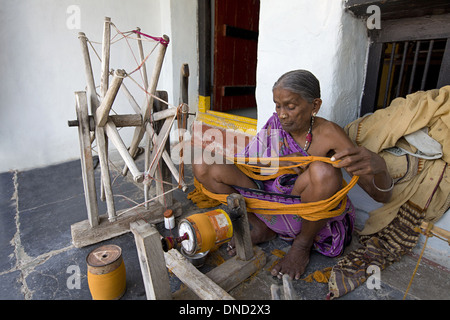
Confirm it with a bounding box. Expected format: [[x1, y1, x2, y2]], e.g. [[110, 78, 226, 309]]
[[96, 69, 125, 127], [147, 114, 177, 177]]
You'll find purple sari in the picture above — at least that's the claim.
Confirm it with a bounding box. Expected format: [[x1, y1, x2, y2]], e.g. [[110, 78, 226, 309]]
[[233, 113, 355, 257]]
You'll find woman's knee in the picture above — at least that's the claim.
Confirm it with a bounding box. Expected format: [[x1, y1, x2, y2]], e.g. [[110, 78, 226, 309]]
[[192, 163, 210, 182], [193, 162, 230, 185], [308, 161, 342, 191]]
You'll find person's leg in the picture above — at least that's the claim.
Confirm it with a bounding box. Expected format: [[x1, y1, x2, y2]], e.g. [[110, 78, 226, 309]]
[[271, 161, 342, 280], [192, 162, 256, 194], [192, 162, 277, 255]]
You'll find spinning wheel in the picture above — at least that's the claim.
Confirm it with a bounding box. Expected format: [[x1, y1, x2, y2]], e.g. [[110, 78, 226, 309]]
[[69, 17, 189, 248]]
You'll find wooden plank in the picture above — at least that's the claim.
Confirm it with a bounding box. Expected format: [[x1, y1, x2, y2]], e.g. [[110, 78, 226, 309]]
[[145, 122, 187, 191], [147, 114, 176, 178], [145, 92, 172, 207], [121, 82, 142, 115], [78, 32, 99, 113], [374, 13, 450, 43], [126, 36, 169, 169], [78, 30, 115, 221], [99, 17, 111, 205], [227, 193, 254, 261], [151, 107, 178, 122], [165, 248, 235, 300], [109, 114, 142, 127], [96, 69, 126, 127], [271, 284, 281, 300], [136, 27, 149, 90], [68, 114, 142, 129], [270, 274, 297, 300], [104, 120, 143, 183], [71, 200, 182, 248], [179, 63, 189, 105], [100, 17, 111, 98], [95, 127, 116, 220], [345, 0, 450, 20], [121, 95, 177, 177], [172, 246, 266, 300], [142, 35, 169, 122], [75, 91, 99, 227], [421, 221, 450, 241], [130, 220, 172, 300], [203, 246, 265, 292], [282, 274, 296, 300]]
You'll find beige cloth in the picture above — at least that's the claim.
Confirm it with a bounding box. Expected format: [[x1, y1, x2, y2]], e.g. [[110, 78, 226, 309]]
[[345, 86, 450, 235]]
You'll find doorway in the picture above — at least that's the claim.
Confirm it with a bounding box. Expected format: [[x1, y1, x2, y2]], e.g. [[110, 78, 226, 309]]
[[198, 0, 260, 119]]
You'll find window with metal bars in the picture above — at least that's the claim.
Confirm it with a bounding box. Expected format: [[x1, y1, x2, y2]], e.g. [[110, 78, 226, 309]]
[[376, 39, 446, 109], [360, 14, 450, 116]]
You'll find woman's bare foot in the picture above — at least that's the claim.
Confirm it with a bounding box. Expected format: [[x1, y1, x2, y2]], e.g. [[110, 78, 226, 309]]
[[271, 241, 311, 280]]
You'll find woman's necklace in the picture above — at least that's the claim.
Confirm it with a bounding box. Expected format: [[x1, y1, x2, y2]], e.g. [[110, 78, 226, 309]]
[[304, 115, 315, 152]]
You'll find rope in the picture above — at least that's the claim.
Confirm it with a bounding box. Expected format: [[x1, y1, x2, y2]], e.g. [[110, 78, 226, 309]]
[[402, 164, 448, 300], [132, 29, 170, 46], [403, 223, 434, 300], [197, 156, 359, 221]]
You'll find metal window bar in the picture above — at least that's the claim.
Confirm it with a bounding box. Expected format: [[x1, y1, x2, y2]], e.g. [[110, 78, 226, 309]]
[[377, 39, 446, 110], [421, 39, 434, 90], [395, 41, 408, 98], [383, 42, 396, 109], [408, 40, 421, 94]]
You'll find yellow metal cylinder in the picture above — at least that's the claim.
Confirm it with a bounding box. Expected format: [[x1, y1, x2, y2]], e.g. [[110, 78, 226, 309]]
[[179, 209, 233, 255]]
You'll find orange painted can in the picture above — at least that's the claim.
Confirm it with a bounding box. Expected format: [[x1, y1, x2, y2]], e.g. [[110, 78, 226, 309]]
[[179, 209, 233, 255]]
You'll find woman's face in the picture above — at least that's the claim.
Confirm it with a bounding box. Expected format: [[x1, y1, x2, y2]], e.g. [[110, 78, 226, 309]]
[[273, 88, 320, 135]]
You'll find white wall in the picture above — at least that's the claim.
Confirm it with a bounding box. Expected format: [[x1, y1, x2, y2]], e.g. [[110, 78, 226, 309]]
[[256, 0, 368, 130], [0, 0, 198, 173]]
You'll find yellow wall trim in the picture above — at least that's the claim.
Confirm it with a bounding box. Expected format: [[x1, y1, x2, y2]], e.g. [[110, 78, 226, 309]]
[[198, 95, 211, 113]]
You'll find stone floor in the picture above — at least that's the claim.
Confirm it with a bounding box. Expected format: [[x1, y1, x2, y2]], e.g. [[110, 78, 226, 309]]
[[0, 153, 449, 301]]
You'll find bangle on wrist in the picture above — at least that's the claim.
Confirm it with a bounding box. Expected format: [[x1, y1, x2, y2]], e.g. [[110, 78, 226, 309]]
[[372, 176, 394, 192]]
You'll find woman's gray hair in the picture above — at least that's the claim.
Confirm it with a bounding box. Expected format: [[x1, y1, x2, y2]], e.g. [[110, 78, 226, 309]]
[[272, 70, 321, 103]]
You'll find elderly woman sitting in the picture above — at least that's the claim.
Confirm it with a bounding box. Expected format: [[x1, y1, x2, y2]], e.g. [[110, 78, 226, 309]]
[[193, 70, 393, 280]]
